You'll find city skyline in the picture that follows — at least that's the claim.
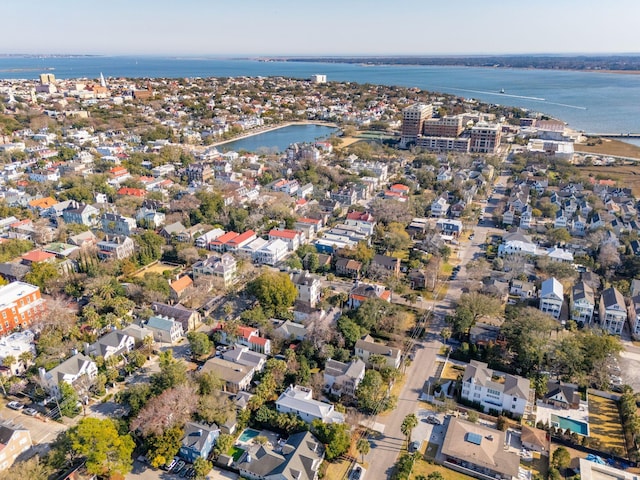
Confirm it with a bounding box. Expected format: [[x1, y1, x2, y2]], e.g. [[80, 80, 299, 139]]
[[4, 0, 639, 56]]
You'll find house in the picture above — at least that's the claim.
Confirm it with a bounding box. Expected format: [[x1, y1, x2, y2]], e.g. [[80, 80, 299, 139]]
[[570, 281, 595, 326], [371, 254, 401, 277], [273, 320, 308, 342], [543, 380, 580, 410], [498, 231, 538, 257], [38, 353, 98, 397], [578, 458, 637, 480], [121, 324, 154, 347], [222, 346, 267, 372], [520, 206, 533, 229], [460, 360, 531, 417], [539, 277, 564, 321], [253, 239, 288, 266], [195, 228, 225, 249], [146, 315, 184, 343], [100, 213, 136, 236], [85, 330, 135, 360], [62, 203, 99, 226], [200, 357, 255, 393], [21, 249, 56, 266], [436, 219, 463, 237], [97, 235, 135, 260], [0, 425, 32, 471], [179, 422, 220, 463], [136, 207, 166, 228], [509, 279, 535, 299], [0, 263, 29, 283], [192, 254, 237, 287], [520, 425, 549, 456], [170, 275, 193, 302], [67, 230, 97, 248], [469, 323, 503, 347], [290, 271, 321, 308], [349, 282, 391, 308], [237, 431, 324, 480], [151, 302, 201, 332], [354, 334, 402, 369], [554, 210, 569, 229], [160, 222, 186, 241], [335, 258, 362, 278], [276, 385, 344, 424], [628, 295, 640, 339], [440, 418, 520, 480], [599, 287, 626, 335], [430, 194, 450, 217], [324, 358, 366, 398], [235, 326, 271, 355], [344, 211, 376, 236], [269, 229, 304, 251]]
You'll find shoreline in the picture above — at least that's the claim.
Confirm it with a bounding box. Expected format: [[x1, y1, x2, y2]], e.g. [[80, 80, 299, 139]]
[[210, 120, 339, 148]]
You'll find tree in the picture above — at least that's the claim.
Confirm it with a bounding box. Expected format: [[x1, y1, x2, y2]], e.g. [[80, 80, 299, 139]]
[[450, 292, 502, 335], [551, 446, 571, 470], [439, 245, 452, 263], [598, 243, 621, 273], [214, 433, 234, 457], [59, 381, 80, 417], [68, 418, 135, 477], [197, 391, 234, 425], [401, 413, 418, 446], [147, 426, 183, 468], [151, 350, 187, 393], [192, 457, 213, 480], [117, 383, 152, 417], [547, 228, 571, 244], [356, 370, 394, 414], [24, 261, 59, 291], [381, 222, 412, 253], [0, 455, 50, 480], [247, 271, 298, 317], [187, 331, 212, 359], [440, 327, 452, 344], [131, 384, 197, 437], [356, 438, 371, 463], [311, 420, 351, 461]]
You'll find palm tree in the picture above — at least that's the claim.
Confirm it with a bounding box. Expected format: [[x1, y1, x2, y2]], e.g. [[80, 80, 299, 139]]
[[2, 355, 16, 375], [369, 354, 385, 371], [19, 351, 34, 367], [401, 413, 418, 447], [356, 438, 371, 463]]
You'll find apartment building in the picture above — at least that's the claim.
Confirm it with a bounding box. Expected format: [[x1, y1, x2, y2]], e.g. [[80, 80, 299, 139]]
[[422, 115, 464, 137], [400, 103, 433, 148], [0, 282, 45, 334], [470, 122, 502, 154]]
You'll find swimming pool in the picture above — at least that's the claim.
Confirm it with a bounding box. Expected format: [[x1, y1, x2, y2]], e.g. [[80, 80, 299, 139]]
[[551, 414, 589, 435], [238, 428, 260, 443]]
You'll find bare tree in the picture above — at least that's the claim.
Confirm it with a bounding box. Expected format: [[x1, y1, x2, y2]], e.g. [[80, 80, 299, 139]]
[[598, 242, 621, 273], [130, 384, 197, 437]]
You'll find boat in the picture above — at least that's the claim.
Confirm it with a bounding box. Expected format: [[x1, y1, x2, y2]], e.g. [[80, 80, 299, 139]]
[[499, 88, 505, 94]]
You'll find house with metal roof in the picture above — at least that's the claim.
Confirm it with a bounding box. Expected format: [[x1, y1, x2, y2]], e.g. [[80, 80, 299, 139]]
[[179, 421, 220, 463], [276, 385, 344, 424], [146, 315, 184, 344]]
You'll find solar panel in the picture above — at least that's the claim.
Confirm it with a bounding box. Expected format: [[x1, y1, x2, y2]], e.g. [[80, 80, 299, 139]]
[[466, 432, 482, 445]]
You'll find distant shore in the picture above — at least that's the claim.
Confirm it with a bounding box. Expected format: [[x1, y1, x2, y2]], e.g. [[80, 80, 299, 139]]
[[210, 120, 339, 148]]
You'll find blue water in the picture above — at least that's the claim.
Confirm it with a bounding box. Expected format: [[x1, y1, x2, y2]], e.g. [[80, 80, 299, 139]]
[[238, 428, 260, 443], [551, 414, 589, 435], [1, 56, 639, 134], [218, 124, 337, 153]]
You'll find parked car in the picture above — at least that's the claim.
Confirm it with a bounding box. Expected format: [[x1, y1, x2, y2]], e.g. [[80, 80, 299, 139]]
[[351, 466, 362, 480], [408, 441, 421, 452], [23, 408, 38, 416], [7, 401, 23, 410], [425, 415, 441, 425]]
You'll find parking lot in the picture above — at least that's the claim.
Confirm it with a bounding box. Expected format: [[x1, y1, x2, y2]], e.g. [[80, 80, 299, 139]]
[[0, 402, 68, 445]]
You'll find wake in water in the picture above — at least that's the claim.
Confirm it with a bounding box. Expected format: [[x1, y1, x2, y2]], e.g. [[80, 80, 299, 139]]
[[437, 86, 587, 110]]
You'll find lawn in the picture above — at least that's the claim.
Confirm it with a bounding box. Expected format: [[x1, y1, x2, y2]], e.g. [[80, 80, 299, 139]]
[[588, 394, 626, 453], [228, 446, 245, 462], [323, 458, 352, 479], [520, 452, 549, 479], [575, 138, 640, 159], [441, 363, 466, 381], [441, 263, 454, 275], [410, 457, 476, 480], [133, 261, 179, 278]]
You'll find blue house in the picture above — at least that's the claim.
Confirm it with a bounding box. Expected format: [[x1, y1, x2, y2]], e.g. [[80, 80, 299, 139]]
[[179, 422, 220, 463]]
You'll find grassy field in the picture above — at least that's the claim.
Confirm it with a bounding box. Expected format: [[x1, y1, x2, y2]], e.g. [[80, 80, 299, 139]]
[[323, 459, 352, 479], [133, 261, 179, 278], [410, 458, 476, 480], [577, 164, 640, 196], [588, 394, 626, 452], [576, 138, 640, 159]]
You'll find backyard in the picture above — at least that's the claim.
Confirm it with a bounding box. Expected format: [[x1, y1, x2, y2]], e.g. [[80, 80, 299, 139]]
[[588, 394, 626, 455], [133, 261, 180, 278]]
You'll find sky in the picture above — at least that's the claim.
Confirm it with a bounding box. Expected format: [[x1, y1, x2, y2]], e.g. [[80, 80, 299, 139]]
[[4, 0, 639, 56]]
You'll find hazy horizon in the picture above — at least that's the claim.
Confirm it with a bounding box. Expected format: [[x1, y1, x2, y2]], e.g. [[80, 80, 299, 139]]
[[4, 0, 639, 57]]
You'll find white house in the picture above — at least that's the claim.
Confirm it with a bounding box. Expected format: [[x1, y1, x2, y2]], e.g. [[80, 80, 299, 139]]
[[39, 353, 98, 397], [291, 270, 321, 308], [146, 315, 184, 343], [539, 277, 564, 321], [324, 358, 366, 398], [253, 239, 288, 266], [570, 281, 595, 326], [599, 287, 626, 335], [85, 330, 135, 360], [430, 194, 450, 217], [276, 385, 344, 424], [354, 334, 401, 369], [460, 360, 530, 418]]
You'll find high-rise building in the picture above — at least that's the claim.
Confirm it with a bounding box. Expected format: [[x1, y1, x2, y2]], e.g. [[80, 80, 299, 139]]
[[39, 73, 56, 85], [400, 103, 433, 148], [311, 74, 327, 84], [470, 122, 502, 154], [0, 282, 45, 335], [422, 115, 465, 138]]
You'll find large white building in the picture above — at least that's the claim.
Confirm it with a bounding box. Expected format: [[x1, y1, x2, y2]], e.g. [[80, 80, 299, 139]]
[[460, 360, 531, 418], [276, 385, 344, 424], [539, 277, 564, 321]]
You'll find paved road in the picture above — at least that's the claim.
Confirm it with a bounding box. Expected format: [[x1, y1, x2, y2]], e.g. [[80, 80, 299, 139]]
[[362, 219, 492, 479]]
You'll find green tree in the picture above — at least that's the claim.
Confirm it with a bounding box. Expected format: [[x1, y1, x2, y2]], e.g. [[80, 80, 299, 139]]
[[192, 457, 213, 480], [311, 420, 351, 461], [24, 261, 59, 291], [58, 381, 80, 417], [147, 426, 183, 468], [116, 383, 152, 417], [439, 245, 452, 263], [356, 438, 371, 463], [68, 418, 135, 477], [401, 413, 418, 446], [214, 433, 234, 457], [247, 271, 298, 317], [551, 446, 571, 470], [450, 292, 502, 335], [187, 331, 212, 359], [151, 350, 187, 393], [0, 455, 50, 480], [356, 370, 394, 414]]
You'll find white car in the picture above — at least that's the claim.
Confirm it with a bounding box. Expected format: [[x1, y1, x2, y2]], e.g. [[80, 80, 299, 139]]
[[7, 401, 23, 410]]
